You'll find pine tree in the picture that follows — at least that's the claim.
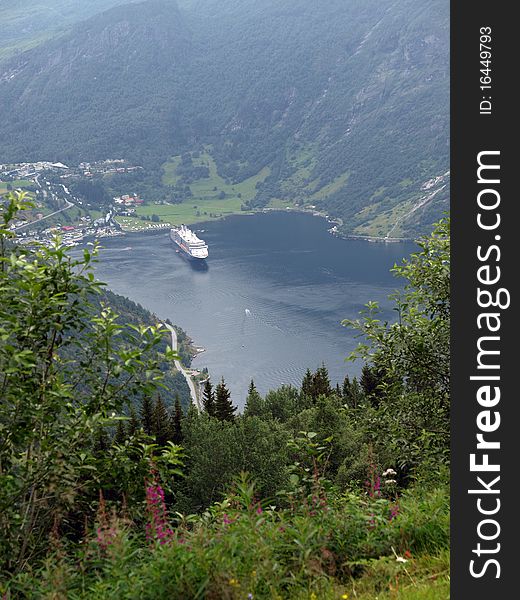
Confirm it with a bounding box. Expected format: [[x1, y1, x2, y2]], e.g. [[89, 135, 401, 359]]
[[342, 375, 352, 404], [349, 377, 362, 409], [140, 396, 154, 436], [301, 368, 314, 399], [244, 379, 263, 416], [214, 377, 236, 422], [127, 405, 140, 436], [114, 419, 127, 445], [313, 363, 332, 399], [202, 379, 216, 416], [172, 395, 184, 444], [152, 395, 172, 446], [343, 375, 361, 409], [360, 365, 384, 407]]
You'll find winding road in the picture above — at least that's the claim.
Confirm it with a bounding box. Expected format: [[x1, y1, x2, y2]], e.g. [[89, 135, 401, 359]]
[[164, 323, 201, 411]]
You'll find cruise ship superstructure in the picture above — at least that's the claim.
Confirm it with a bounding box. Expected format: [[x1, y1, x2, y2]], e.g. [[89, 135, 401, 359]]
[[170, 225, 209, 260]]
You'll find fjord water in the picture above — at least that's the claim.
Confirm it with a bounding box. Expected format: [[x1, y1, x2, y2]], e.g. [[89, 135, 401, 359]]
[[92, 212, 416, 407]]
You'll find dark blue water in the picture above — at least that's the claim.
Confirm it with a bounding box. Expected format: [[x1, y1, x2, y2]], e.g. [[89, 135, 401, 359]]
[[90, 212, 416, 407]]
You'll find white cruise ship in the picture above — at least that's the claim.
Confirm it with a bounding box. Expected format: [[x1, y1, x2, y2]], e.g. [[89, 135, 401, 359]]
[[170, 225, 209, 260]]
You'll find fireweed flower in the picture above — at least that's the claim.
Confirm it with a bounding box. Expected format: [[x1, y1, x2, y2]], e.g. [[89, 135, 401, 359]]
[[365, 474, 381, 498], [145, 475, 174, 545]]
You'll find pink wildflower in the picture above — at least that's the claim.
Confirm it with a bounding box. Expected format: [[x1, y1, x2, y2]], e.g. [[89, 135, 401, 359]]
[[145, 471, 174, 545]]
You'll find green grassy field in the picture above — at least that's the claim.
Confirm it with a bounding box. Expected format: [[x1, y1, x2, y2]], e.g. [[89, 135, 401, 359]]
[[118, 198, 253, 231], [0, 179, 35, 193], [113, 148, 274, 230], [266, 198, 295, 209], [162, 149, 270, 203]]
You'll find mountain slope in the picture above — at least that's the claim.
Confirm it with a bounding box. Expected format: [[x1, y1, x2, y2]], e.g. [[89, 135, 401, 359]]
[[0, 0, 139, 60], [0, 0, 191, 165], [0, 0, 449, 236]]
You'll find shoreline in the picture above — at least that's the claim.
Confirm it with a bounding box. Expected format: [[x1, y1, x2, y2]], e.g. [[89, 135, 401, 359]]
[[116, 207, 415, 244], [259, 207, 415, 243]]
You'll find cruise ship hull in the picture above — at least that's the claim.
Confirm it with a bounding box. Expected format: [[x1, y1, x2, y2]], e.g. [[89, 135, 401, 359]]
[[170, 228, 208, 260]]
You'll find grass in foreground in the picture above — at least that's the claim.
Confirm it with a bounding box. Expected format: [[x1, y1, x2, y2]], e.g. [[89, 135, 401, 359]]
[[348, 550, 450, 600], [9, 482, 449, 600]]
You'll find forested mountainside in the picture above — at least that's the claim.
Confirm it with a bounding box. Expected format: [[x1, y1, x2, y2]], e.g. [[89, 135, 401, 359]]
[[0, 0, 449, 236], [0, 1, 138, 60], [98, 289, 193, 409]]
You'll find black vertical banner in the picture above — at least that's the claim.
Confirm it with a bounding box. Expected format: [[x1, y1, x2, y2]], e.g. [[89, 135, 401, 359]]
[[451, 2, 516, 598]]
